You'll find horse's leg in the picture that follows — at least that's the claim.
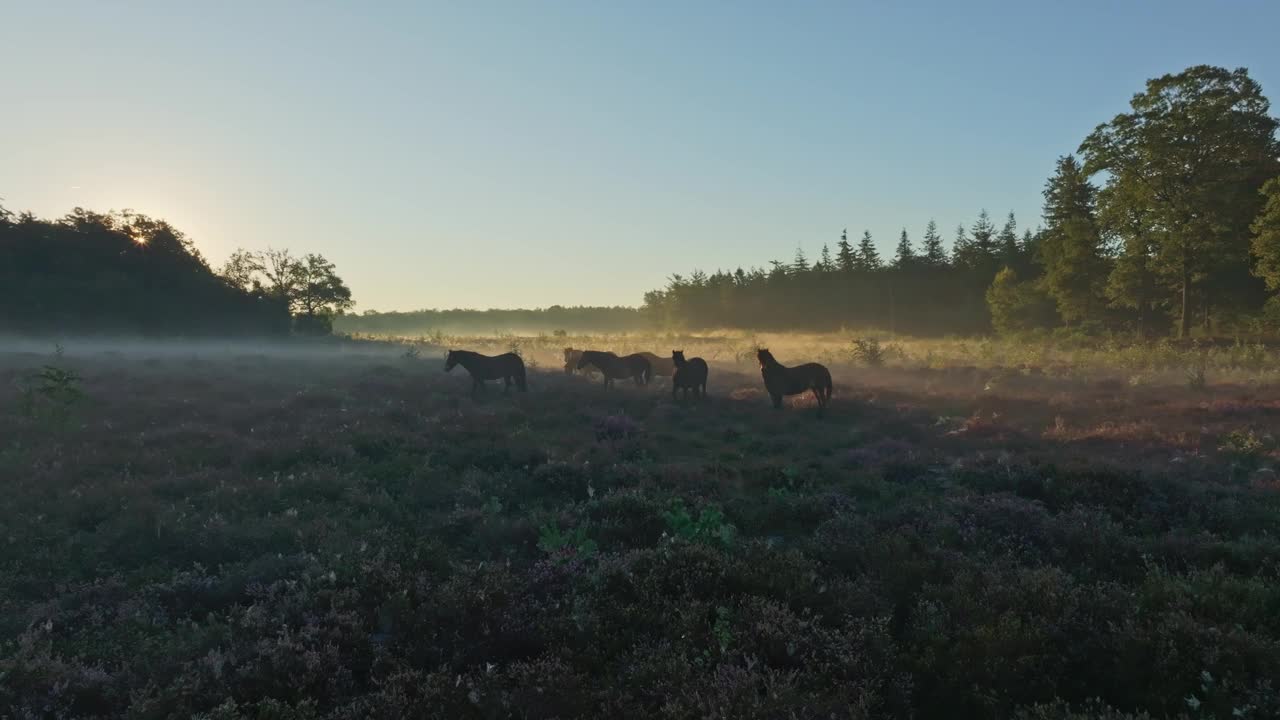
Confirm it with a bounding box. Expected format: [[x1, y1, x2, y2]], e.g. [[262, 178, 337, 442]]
[[771, 394, 783, 409], [504, 376, 512, 394]]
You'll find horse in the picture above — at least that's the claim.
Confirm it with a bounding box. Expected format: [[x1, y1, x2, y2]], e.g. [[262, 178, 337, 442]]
[[636, 351, 676, 378], [563, 347, 584, 375], [564, 348, 601, 378], [757, 348, 832, 415], [671, 350, 708, 401], [445, 350, 527, 395], [577, 350, 651, 388]]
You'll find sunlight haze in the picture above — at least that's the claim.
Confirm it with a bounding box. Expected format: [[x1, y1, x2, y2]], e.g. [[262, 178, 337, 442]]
[[3, 0, 1277, 311]]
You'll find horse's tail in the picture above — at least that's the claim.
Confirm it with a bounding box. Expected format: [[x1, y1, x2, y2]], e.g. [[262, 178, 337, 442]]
[[823, 369, 833, 402], [516, 361, 528, 391], [642, 362, 652, 386]]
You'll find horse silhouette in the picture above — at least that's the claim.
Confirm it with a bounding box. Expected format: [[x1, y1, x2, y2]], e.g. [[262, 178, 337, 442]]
[[445, 350, 527, 395], [563, 347, 584, 375], [757, 348, 832, 415], [636, 351, 676, 378], [671, 350, 708, 401], [577, 350, 651, 388]]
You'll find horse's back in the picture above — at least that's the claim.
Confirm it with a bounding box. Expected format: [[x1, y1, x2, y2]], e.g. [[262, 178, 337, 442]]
[[674, 357, 708, 385], [796, 362, 830, 376], [638, 352, 674, 375]]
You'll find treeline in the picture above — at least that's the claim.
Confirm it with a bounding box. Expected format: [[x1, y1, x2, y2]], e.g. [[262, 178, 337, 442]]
[[0, 206, 357, 337], [337, 306, 648, 336], [0, 208, 291, 336], [646, 66, 1280, 338]]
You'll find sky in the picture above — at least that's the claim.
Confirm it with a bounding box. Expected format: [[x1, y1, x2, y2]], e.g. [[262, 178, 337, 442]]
[[3, 1, 1278, 312]]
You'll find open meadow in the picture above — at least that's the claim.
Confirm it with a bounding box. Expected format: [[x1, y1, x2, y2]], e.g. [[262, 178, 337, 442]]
[[4, 332, 1280, 718]]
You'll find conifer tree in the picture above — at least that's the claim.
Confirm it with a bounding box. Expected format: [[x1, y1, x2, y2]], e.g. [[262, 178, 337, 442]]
[[835, 229, 856, 272], [893, 228, 915, 268], [1039, 154, 1107, 327], [921, 219, 947, 267], [997, 211, 1020, 268], [856, 230, 881, 270], [792, 246, 810, 274]]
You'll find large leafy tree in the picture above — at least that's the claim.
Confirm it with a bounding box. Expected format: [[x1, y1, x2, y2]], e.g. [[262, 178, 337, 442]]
[[1080, 65, 1280, 337], [1252, 177, 1280, 325], [218, 247, 354, 332], [293, 253, 354, 319], [1252, 177, 1280, 290]]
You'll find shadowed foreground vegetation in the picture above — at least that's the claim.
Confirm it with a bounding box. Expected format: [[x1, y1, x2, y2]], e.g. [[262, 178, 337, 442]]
[[3, 334, 1280, 718]]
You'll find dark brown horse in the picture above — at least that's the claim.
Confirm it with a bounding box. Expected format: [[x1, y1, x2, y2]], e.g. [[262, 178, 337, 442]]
[[671, 350, 708, 401], [563, 347, 584, 375], [636, 351, 676, 378], [577, 350, 651, 388], [445, 350, 527, 395], [757, 348, 832, 415]]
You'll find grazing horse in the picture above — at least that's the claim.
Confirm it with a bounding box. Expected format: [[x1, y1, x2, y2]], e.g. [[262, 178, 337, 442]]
[[445, 350, 527, 395], [577, 350, 651, 389], [563, 347, 584, 375], [757, 348, 832, 415], [636, 351, 676, 378], [671, 350, 708, 401]]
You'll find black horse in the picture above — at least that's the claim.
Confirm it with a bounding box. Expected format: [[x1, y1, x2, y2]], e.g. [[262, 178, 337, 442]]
[[577, 350, 651, 389], [445, 350, 527, 395], [757, 348, 832, 415], [671, 350, 708, 401]]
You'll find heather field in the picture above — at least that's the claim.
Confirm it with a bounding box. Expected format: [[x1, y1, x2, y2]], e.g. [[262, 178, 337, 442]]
[[3, 334, 1280, 719]]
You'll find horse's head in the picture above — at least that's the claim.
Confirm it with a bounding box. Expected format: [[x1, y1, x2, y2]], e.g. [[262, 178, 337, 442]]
[[756, 348, 775, 368], [672, 350, 685, 366], [444, 350, 458, 371]]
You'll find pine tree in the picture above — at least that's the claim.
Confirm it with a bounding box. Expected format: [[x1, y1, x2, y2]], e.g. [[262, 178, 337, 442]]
[[1039, 154, 1108, 327], [921, 220, 947, 267], [1020, 228, 1039, 259], [818, 244, 833, 272], [971, 210, 997, 261], [835, 228, 856, 272], [950, 224, 970, 266], [893, 228, 915, 268], [792, 246, 810, 274], [855, 230, 881, 270], [997, 212, 1020, 268]]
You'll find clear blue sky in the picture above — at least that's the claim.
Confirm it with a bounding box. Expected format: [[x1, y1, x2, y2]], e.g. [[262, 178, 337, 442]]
[[3, 1, 1277, 311]]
